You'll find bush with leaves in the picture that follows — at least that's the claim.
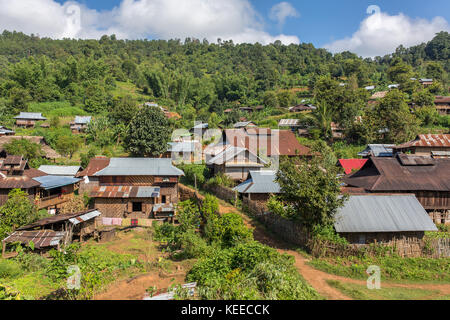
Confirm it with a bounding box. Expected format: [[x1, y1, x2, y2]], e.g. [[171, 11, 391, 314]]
[[204, 212, 253, 248]]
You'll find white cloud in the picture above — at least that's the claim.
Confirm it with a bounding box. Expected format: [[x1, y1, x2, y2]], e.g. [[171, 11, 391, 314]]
[[324, 10, 449, 57], [0, 0, 300, 45], [269, 2, 299, 27]]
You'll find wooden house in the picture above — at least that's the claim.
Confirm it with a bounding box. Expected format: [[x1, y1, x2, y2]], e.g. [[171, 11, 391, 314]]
[[343, 154, 450, 224], [223, 128, 311, 159], [0, 156, 80, 213], [76, 156, 110, 194], [419, 78, 433, 87], [206, 146, 266, 181], [233, 170, 280, 202], [434, 96, 450, 116], [393, 134, 450, 158], [89, 158, 184, 220], [0, 126, 15, 136], [335, 194, 437, 244], [14, 112, 47, 128], [70, 116, 92, 134]]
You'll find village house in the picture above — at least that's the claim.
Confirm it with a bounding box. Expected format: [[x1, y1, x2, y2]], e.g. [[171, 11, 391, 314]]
[[434, 96, 450, 115], [76, 156, 111, 194], [334, 194, 438, 244], [233, 170, 280, 202], [70, 116, 92, 134], [233, 121, 257, 129], [223, 127, 312, 159], [357, 144, 395, 158], [0, 126, 15, 136], [419, 78, 433, 87], [0, 136, 61, 160], [0, 155, 80, 213], [289, 104, 316, 113], [89, 158, 184, 220], [368, 91, 388, 105], [330, 122, 344, 139], [278, 119, 301, 133], [165, 140, 202, 164], [206, 146, 267, 181], [337, 159, 368, 175], [393, 134, 450, 158], [14, 112, 47, 128], [343, 154, 450, 224]]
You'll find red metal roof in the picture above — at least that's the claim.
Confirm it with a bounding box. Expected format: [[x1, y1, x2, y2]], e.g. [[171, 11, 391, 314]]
[[338, 159, 368, 175]]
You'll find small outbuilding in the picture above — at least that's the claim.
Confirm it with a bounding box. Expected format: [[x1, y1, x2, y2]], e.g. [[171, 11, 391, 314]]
[[334, 194, 438, 244]]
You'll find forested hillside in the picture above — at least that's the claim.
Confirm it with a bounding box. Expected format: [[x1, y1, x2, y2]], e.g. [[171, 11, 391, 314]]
[[0, 30, 448, 164]]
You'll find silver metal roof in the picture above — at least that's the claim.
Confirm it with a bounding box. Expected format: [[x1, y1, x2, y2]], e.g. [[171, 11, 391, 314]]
[[233, 170, 280, 194], [234, 121, 256, 128], [38, 165, 81, 176], [14, 112, 47, 120], [278, 119, 300, 127], [334, 195, 438, 233], [358, 144, 395, 157], [33, 175, 81, 190], [94, 158, 184, 176], [207, 146, 267, 166], [167, 141, 198, 153], [74, 116, 92, 124], [192, 123, 208, 129], [69, 210, 102, 225]]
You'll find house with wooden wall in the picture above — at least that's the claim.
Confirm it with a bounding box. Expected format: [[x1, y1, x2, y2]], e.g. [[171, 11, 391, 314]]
[[335, 194, 437, 244], [434, 96, 450, 115], [343, 154, 450, 224], [0, 155, 80, 213], [14, 112, 47, 128], [206, 146, 267, 181], [70, 116, 92, 134], [76, 156, 110, 194], [233, 170, 280, 202], [89, 158, 184, 220], [393, 134, 450, 158]]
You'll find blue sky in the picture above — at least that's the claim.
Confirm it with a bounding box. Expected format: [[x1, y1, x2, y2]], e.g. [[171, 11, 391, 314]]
[[2, 0, 449, 57]]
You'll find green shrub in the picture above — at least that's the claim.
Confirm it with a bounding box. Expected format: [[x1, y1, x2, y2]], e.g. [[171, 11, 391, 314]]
[[204, 213, 253, 247], [0, 259, 23, 279]]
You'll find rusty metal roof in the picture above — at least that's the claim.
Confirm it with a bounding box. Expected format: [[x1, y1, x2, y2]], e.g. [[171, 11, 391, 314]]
[[435, 96, 450, 104], [224, 129, 311, 157], [90, 186, 160, 198], [394, 134, 450, 149], [77, 157, 110, 177], [2, 230, 65, 249], [18, 209, 101, 230], [0, 168, 46, 189], [344, 155, 450, 191]]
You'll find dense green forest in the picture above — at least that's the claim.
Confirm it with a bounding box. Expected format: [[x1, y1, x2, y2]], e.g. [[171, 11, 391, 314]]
[[0, 30, 448, 163]]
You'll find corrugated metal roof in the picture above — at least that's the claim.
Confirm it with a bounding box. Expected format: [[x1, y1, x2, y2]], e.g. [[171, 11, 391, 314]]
[[337, 159, 368, 175], [94, 158, 184, 176], [33, 175, 81, 190], [233, 170, 280, 194], [38, 165, 81, 176], [278, 119, 300, 127], [358, 144, 394, 157], [76, 157, 110, 177], [69, 210, 101, 225], [14, 112, 47, 120], [3, 230, 66, 248], [207, 146, 267, 166], [192, 123, 208, 129], [74, 116, 92, 124], [90, 186, 160, 198], [234, 121, 256, 128], [18, 209, 101, 230], [335, 195, 438, 233], [395, 134, 450, 149], [167, 141, 199, 153]]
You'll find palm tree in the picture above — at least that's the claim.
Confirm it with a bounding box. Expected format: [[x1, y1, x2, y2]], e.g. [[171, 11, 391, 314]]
[[307, 102, 334, 141]]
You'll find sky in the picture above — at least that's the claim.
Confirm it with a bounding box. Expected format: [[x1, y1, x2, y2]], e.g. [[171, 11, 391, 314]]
[[0, 0, 449, 57]]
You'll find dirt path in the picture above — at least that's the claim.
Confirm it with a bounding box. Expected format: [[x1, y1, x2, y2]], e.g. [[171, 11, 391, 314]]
[[212, 194, 450, 300]]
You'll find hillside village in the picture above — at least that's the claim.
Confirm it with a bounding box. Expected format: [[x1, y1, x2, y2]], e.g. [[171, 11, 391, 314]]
[[0, 31, 449, 301]]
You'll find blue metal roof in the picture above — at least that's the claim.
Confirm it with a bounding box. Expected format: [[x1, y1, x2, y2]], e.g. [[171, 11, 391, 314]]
[[233, 170, 280, 194], [33, 175, 81, 190], [334, 195, 438, 233]]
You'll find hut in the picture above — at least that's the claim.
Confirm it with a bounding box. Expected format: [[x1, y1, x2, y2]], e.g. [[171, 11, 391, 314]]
[[434, 96, 450, 115], [393, 134, 450, 158], [70, 116, 92, 134], [335, 194, 438, 244], [14, 112, 47, 128], [233, 170, 280, 202]]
